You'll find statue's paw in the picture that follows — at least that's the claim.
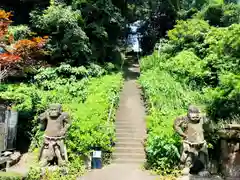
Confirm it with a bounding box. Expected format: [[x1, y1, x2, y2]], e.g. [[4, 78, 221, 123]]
[[198, 170, 210, 177], [182, 167, 190, 175]]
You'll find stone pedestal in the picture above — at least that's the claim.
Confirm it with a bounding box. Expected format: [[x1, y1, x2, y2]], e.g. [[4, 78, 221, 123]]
[[177, 175, 223, 180], [218, 124, 240, 178]]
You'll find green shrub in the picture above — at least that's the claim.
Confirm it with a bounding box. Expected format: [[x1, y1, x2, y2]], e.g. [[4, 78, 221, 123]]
[[139, 68, 204, 174], [166, 50, 210, 87], [30, 4, 91, 65], [1, 64, 123, 179], [221, 3, 240, 26], [66, 73, 123, 155], [139, 1, 240, 176], [8, 25, 32, 41], [204, 72, 240, 119], [204, 24, 240, 74], [0, 172, 22, 180], [201, 4, 224, 26], [166, 18, 240, 87], [168, 19, 210, 57], [199, 3, 240, 27], [33, 63, 110, 90], [221, 24, 240, 58], [139, 51, 167, 72]]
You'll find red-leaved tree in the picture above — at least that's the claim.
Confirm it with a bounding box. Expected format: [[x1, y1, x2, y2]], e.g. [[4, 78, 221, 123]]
[[0, 10, 48, 82]]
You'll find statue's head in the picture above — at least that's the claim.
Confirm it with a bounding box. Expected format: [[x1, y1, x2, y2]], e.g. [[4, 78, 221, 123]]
[[48, 104, 62, 118], [187, 105, 200, 122]]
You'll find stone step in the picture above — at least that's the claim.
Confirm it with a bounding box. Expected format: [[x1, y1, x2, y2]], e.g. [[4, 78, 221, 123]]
[[115, 119, 137, 123], [115, 120, 146, 126], [116, 132, 145, 138], [113, 152, 145, 160], [115, 147, 144, 154], [116, 128, 144, 133], [115, 127, 138, 131], [113, 158, 146, 164], [115, 142, 143, 148], [115, 123, 146, 128], [115, 124, 144, 128], [116, 137, 143, 143], [115, 123, 139, 128], [115, 120, 132, 124]]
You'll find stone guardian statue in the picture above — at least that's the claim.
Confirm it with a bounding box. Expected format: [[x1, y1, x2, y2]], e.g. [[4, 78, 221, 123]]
[[38, 104, 71, 167], [173, 105, 210, 177]]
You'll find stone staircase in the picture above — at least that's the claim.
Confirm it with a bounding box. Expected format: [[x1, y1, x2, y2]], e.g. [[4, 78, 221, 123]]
[[112, 65, 147, 165], [113, 126, 146, 164], [78, 64, 158, 180]]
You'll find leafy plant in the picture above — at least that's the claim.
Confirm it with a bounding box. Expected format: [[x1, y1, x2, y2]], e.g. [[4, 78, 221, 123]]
[[199, 3, 240, 27], [72, 0, 125, 64], [138, 68, 204, 174], [1, 63, 123, 179], [0, 10, 48, 81], [168, 18, 210, 57], [139, 2, 240, 176], [8, 25, 32, 41], [30, 3, 91, 65]]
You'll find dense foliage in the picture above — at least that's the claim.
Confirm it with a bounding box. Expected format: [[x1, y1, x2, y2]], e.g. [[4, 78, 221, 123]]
[[1, 0, 130, 66], [136, 0, 211, 55], [139, 54, 205, 175], [139, 1, 240, 175], [28, 1, 126, 66], [0, 2, 126, 179], [136, 0, 240, 55], [0, 10, 48, 82], [2, 0, 240, 178], [1, 63, 123, 179], [0, 1, 127, 179], [30, 4, 91, 65]]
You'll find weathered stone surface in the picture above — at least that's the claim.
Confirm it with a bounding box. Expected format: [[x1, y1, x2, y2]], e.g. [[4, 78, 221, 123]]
[[177, 175, 223, 180], [38, 104, 71, 167], [9, 151, 21, 166], [79, 164, 157, 180], [218, 130, 240, 178], [7, 152, 35, 178], [173, 105, 210, 176]]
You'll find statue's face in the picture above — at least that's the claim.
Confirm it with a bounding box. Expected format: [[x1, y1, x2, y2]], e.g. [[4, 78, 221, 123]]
[[188, 112, 200, 122], [49, 107, 60, 118]]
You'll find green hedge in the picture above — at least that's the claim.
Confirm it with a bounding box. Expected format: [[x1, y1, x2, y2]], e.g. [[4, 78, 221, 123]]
[[66, 73, 123, 155], [139, 3, 240, 175], [139, 65, 204, 174], [1, 64, 123, 179]]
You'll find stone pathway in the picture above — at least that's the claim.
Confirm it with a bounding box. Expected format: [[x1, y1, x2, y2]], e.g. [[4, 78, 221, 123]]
[[79, 63, 158, 180]]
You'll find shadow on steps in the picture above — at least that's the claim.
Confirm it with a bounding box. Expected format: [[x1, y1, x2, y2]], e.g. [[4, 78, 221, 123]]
[[122, 63, 140, 81]]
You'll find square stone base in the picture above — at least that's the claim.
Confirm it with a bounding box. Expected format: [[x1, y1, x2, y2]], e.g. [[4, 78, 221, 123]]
[[177, 175, 223, 180]]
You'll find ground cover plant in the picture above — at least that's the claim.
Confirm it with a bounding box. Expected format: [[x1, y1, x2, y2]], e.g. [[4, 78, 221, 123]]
[[0, 0, 131, 177], [1, 63, 123, 179], [139, 60, 205, 175], [138, 1, 240, 175], [0, 3, 125, 179], [3, 0, 240, 178]]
